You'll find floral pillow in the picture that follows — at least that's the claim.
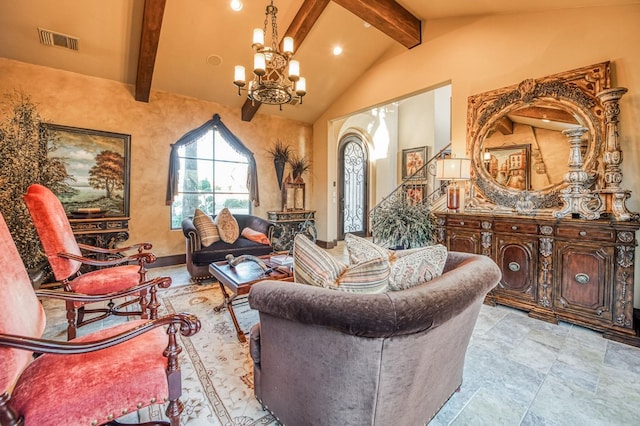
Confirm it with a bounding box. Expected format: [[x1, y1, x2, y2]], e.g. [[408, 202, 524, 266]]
[[344, 233, 448, 290], [293, 234, 389, 294], [387, 244, 448, 291], [214, 208, 239, 244], [344, 233, 391, 264]]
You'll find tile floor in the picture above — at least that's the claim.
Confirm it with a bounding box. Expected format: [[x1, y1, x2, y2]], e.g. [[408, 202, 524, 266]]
[[148, 243, 640, 425]]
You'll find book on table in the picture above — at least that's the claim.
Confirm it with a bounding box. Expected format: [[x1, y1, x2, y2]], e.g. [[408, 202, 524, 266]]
[[270, 254, 293, 266]]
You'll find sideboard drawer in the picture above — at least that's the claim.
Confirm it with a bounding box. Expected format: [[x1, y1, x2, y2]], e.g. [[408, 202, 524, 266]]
[[556, 227, 615, 242], [446, 218, 481, 229], [494, 222, 539, 234]]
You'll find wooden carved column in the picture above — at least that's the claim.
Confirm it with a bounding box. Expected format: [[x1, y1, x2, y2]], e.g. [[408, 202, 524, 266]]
[[596, 87, 634, 221], [613, 230, 635, 330], [480, 220, 492, 257], [537, 225, 554, 309]]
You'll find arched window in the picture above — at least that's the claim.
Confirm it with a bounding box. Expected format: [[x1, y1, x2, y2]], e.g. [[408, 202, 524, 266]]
[[166, 114, 259, 228]]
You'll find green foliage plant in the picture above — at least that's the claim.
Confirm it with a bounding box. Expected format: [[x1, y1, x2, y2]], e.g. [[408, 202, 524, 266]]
[[0, 91, 72, 271], [371, 193, 436, 249]]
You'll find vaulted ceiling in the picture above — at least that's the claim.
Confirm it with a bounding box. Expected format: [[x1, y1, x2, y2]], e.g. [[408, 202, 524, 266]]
[[1, 0, 637, 124]]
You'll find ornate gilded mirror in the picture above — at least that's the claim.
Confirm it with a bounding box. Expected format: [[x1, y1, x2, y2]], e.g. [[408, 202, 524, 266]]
[[466, 62, 610, 213]]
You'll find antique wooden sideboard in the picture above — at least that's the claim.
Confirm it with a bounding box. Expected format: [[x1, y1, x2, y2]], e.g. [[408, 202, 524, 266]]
[[436, 62, 640, 346], [435, 213, 639, 345]]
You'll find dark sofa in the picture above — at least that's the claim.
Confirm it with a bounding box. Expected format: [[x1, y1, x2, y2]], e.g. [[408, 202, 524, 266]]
[[248, 251, 501, 425], [182, 214, 274, 280]]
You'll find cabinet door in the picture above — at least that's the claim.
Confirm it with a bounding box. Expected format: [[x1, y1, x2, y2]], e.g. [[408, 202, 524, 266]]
[[495, 235, 537, 302], [448, 229, 480, 254], [555, 242, 613, 322]]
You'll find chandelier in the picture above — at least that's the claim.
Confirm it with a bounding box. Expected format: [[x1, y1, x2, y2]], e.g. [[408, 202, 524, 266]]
[[233, 0, 306, 107]]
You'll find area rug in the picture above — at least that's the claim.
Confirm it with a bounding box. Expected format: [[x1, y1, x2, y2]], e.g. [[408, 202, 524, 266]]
[[40, 281, 277, 425]]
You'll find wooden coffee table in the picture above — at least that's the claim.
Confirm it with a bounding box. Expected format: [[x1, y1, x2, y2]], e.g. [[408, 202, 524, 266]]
[[209, 255, 293, 342]]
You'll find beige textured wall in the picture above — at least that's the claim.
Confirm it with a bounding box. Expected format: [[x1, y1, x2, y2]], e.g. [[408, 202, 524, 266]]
[[0, 58, 312, 259], [311, 4, 640, 305]]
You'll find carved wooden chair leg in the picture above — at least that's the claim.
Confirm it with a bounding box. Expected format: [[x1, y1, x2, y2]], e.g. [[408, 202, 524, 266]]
[[148, 286, 160, 319], [0, 392, 22, 426], [164, 323, 184, 426], [138, 288, 149, 319], [65, 300, 78, 340]]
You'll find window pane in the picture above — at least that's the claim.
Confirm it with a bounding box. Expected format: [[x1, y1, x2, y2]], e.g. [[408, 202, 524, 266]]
[[215, 161, 248, 193], [215, 194, 250, 215], [171, 127, 251, 229], [178, 158, 214, 193]]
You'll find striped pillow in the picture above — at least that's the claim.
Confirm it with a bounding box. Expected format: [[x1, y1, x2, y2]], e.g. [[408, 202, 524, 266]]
[[193, 209, 220, 247], [293, 234, 389, 294]]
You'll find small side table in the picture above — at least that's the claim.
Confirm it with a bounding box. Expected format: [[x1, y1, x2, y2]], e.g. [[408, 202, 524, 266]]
[[209, 255, 293, 343], [268, 210, 316, 252]]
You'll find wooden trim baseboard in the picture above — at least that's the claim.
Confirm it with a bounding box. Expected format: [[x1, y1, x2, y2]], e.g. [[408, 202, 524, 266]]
[[316, 239, 337, 249], [149, 254, 185, 268]]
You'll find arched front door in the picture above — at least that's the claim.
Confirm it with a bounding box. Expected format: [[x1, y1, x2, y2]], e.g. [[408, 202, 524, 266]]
[[338, 134, 368, 240]]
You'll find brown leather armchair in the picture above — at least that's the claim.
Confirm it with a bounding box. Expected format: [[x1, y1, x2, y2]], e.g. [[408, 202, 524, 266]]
[[248, 251, 501, 425], [0, 212, 201, 425]]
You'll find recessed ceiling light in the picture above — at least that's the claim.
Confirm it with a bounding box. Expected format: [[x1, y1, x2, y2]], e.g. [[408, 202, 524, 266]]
[[230, 0, 243, 11], [332, 46, 343, 56], [206, 54, 223, 66], [363, 22, 371, 28]]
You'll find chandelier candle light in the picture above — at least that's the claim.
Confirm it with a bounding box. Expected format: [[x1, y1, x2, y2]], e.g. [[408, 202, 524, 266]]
[[233, 0, 306, 108], [436, 157, 471, 212]]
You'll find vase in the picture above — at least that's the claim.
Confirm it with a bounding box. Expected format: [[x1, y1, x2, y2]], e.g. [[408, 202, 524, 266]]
[[274, 158, 286, 190]]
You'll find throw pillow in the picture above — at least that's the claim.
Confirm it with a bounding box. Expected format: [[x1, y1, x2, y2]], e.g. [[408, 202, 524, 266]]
[[192, 209, 220, 247], [241, 227, 270, 245], [214, 208, 240, 244], [388, 244, 448, 291], [293, 234, 389, 293], [344, 233, 391, 263]]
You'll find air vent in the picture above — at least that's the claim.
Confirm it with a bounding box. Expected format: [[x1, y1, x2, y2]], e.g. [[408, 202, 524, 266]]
[[38, 27, 79, 51]]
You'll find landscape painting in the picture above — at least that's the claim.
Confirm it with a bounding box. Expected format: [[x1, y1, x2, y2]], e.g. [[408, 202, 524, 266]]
[[44, 124, 131, 217]]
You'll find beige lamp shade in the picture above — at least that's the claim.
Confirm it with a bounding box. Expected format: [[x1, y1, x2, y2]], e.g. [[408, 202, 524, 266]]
[[436, 158, 471, 181]]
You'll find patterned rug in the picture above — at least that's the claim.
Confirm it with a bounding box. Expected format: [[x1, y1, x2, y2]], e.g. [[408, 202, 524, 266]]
[[41, 280, 277, 425]]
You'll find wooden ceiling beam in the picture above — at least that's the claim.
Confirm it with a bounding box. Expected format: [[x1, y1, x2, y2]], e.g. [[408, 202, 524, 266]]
[[510, 106, 579, 124], [331, 0, 421, 49], [242, 0, 330, 122], [494, 116, 514, 135], [135, 0, 166, 102]]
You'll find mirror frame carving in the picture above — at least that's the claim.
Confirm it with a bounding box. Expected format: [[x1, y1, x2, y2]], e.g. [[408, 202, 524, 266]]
[[466, 62, 610, 212]]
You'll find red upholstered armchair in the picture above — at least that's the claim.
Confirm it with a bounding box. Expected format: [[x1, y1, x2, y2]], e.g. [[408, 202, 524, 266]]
[[0, 213, 201, 426], [23, 184, 164, 340]]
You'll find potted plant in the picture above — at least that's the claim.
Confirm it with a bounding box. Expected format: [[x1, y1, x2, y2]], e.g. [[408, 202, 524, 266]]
[[267, 139, 292, 190], [288, 153, 310, 182], [370, 193, 436, 249]]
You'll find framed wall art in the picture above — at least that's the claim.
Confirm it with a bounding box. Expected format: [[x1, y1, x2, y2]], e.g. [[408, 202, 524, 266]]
[[403, 183, 426, 205], [402, 146, 427, 179], [484, 144, 531, 191], [43, 124, 131, 218]]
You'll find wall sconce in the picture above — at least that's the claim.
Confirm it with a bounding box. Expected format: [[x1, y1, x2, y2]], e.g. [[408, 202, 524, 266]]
[[436, 157, 471, 213]]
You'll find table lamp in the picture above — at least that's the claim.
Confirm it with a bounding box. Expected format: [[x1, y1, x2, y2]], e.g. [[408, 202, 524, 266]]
[[436, 157, 471, 212]]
